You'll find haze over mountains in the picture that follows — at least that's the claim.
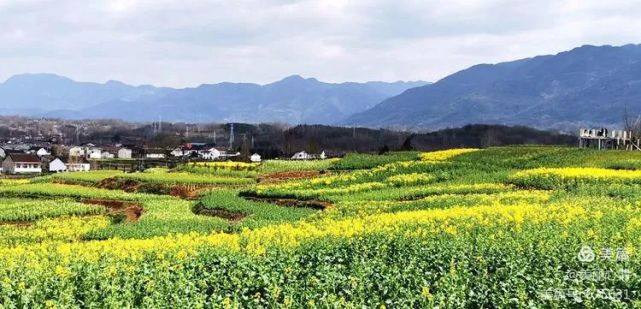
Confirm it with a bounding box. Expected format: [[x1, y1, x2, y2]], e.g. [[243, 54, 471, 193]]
[[346, 44, 641, 130], [0, 74, 427, 125], [3, 44, 641, 131]]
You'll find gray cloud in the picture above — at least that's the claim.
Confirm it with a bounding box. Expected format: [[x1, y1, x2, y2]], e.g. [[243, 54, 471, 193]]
[[0, 0, 640, 87]]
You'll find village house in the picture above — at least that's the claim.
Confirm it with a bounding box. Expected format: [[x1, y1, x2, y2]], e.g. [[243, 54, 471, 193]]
[[170, 147, 184, 157], [291, 151, 310, 160], [2, 153, 42, 174], [118, 147, 133, 159], [48, 158, 67, 173], [66, 162, 90, 172], [0, 147, 5, 159], [26, 146, 50, 157], [66, 161, 91, 172], [221, 151, 241, 160], [145, 149, 167, 159], [199, 147, 221, 160], [98, 146, 119, 160], [68, 144, 104, 160], [86, 147, 102, 160], [68, 146, 85, 158], [101, 151, 115, 159], [250, 153, 262, 162], [291, 150, 326, 160], [35, 147, 51, 157]]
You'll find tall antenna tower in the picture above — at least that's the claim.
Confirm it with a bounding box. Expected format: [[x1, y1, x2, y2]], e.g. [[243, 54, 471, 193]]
[[158, 116, 162, 133]]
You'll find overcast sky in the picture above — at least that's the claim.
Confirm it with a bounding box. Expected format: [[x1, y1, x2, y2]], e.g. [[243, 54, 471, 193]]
[[0, 0, 639, 87]]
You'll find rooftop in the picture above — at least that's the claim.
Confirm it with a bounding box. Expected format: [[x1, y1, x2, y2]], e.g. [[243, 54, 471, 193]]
[[7, 153, 41, 163]]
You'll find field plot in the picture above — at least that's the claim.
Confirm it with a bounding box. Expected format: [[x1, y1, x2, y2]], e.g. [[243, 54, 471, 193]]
[[2, 147, 641, 307]]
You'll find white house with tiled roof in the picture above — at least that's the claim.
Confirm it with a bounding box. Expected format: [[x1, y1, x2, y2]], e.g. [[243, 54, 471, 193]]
[[2, 153, 42, 174]]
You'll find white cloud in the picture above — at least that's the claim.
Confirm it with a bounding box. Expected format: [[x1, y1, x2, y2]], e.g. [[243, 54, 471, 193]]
[[0, 0, 640, 87]]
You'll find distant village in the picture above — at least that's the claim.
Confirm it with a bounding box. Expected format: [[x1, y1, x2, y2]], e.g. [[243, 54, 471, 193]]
[[0, 116, 580, 175], [0, 142, 329, 175], [0, 117, 330, 175]]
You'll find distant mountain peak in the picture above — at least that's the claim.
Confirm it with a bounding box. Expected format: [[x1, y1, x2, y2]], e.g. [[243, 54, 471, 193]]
[[283, 74, 304, 80], [105, 80, 126, 86], [345, 43, 641, 131], [3, 73, 73, 84], [276, 75, 319, 84]]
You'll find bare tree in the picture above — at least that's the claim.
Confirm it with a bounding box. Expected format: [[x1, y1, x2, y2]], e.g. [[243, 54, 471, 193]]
[[623, 105, 641, 137]]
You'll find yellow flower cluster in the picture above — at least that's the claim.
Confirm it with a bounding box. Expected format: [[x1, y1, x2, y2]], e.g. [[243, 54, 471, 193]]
[[7, 145, 641, 307], [419, 148, 479, 161], [385, 173, 434, 186], [0, 216, 109, 247], [370, 160, 437, 174], [192, 161, 259, 170], [334, 190, 551, 216], [513, 167, 641, 180], [511, 167, 641, 189], [0, 201, 597, 265], [0, 179, 32, 186], [309, 173, 358, 186]]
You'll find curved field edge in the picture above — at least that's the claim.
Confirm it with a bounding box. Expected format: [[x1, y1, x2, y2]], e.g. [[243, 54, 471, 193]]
[[3, 146, 641, 307]]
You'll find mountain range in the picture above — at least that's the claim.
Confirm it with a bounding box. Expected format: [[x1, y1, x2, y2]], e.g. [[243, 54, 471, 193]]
[[345, 44, 641, 130], [0, 74, 427, 124], [3, 43, 641, 130]]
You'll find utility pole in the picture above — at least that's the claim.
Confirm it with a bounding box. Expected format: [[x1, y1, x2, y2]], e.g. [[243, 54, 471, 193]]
[[229, 123, 235, 150], [240, 133, 249, 159]]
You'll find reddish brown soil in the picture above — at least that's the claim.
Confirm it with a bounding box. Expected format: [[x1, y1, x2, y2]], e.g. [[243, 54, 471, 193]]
[[97, 178, 245, 199], [169, 185, 222, 199], [170, 186, 201, 199], [192, 201, 247, 222], [244, 196, 332, 210], [170, 184, 254, 199], [258, 170, 327, 184], [81, 199, 143, 222], [97, 178, 143, 192]]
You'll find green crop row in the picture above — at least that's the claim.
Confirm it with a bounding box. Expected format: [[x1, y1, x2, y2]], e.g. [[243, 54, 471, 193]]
[[0, 198, 105, 222]]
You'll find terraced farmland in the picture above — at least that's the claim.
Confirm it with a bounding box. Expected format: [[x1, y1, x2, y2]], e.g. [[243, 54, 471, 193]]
[[1, 147, 641, 307]]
